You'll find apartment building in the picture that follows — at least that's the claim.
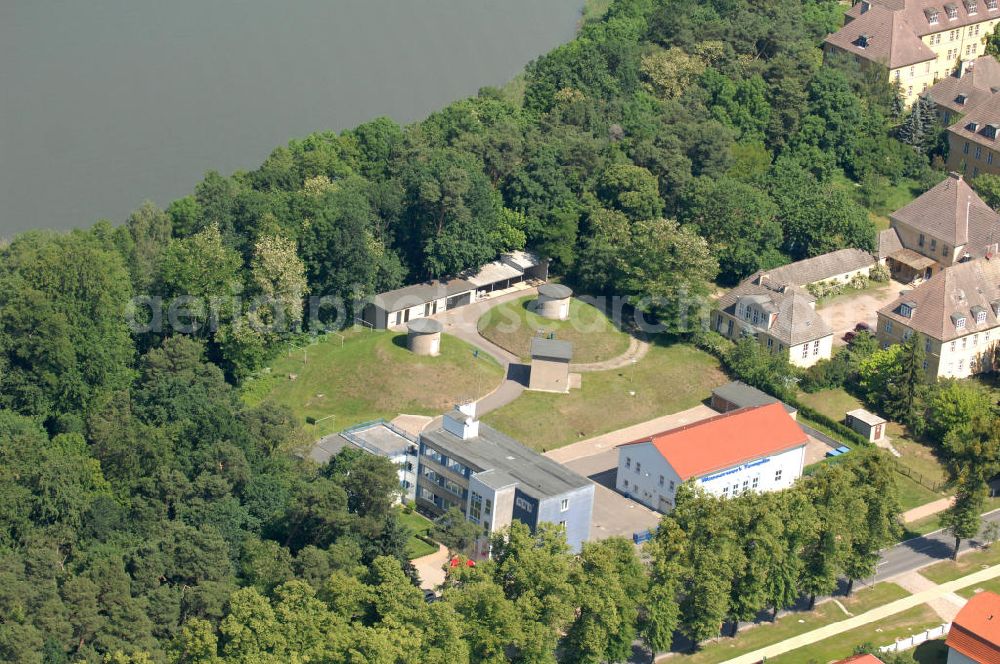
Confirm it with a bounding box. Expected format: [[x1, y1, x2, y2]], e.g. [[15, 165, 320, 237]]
[[415, 403, 594, 554], [824, 0, 1000, 105], [926, 56, 1000, 123], [876, 257, 1000, 378], [947, 89, 1000, 176]]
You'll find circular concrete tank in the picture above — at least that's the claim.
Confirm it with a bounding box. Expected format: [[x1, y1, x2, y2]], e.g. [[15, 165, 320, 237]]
[[407, 318, 443, 356], [536, 283, 573, 321]]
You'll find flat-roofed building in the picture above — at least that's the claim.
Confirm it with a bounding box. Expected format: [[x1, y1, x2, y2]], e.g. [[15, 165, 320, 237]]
[[528, 337, 573, 393], [616, 403, 808, 512], [416, 403, 594, 553], [309, 420, 419, 502]]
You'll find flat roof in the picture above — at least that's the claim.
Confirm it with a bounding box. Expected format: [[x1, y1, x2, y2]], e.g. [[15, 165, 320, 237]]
[[530, 337, 573, 362], [846, 408, 887, 426], [307, 434, 352, 465], [503, 250, 543, 270], [620, 403, 808, 480], [373, 278, 474, 312], [466, 260, 523, 287], [407, 318, 442, 334], [712, 381, 797, 414], [421, 421, 591, 500], [341, 420, 416, 457], [538, 283, 572, 299]]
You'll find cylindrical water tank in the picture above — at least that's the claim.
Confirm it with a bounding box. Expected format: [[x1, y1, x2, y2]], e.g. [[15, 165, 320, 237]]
[[407, 318, 443, 356], [536, 283, 573, 321]]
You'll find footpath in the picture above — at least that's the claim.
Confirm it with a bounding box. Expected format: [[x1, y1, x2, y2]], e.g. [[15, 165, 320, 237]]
[[710, 563, 1000, 664]]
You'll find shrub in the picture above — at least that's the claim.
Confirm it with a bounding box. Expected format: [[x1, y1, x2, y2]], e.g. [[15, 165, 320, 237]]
[[869, 263, 890, 282]]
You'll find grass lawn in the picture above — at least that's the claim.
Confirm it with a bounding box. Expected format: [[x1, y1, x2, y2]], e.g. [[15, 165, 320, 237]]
[[814, 279, 897, 308], [680, 583, 910, 664], [897, 473, 947, 513], [919, 544, 1000, 584], [767, 603, 943, 664], [903, 513, 945, 539], [483, 342, 727, 451], [476, 295, 631, 364], [796, 388, 864, 421], [398, 508, 438, 559], [242, 328, 503, 437], [831, 171, 925, 230]]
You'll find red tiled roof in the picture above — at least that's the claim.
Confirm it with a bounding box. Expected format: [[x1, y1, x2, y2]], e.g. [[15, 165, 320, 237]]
[[618, 403, 808, 480], [947, 592, 1000, 664], [834, 655, 884, 664]]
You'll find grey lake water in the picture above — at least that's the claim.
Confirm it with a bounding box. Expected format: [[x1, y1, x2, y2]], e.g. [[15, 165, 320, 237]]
[[0, 0, 582, 237]]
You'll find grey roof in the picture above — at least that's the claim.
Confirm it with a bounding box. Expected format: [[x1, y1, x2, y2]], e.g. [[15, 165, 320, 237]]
[[372, 278, 474, 312], [340, 420, 416, 457], [749, 248, 876, 288], [538, 283, 573, 299], [712, 381, 797, 414], [891, 172, 1000, 248], [464, 260, 523, 287], [879, 228, 904, 260], [307, 434, 353, 465], [421, 421, 591, 500], [407, 318, 442, 334], [716, 282, 832, 346], [530, 337, 573, 362], [878, 257, 1000, 341], [847, 408, 887, 426]]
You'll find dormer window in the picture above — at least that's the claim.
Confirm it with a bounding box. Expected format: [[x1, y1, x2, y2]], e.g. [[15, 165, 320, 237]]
[[900, 301, 917, 318], [856, 33, 870, 48], [986, 124, 1000, 139], [926, 7, 941, 22], [965, 0, 978, 14], [992, 299, 1000, 316], [973, 306, 988, 324], [957, 94, 968, 105], [952, 312, 967, 329], [989, 0, 998, 10], [968, 122, 980, 132], [946, 2, 959, 18]]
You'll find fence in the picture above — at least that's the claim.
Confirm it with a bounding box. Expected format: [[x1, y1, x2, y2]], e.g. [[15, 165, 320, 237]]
[[893, 461, 947, 492], [878, 622, 950, 654]]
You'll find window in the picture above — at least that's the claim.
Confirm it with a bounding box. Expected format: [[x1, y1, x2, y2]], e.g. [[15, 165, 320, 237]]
[[973, 334, 979, 346], [925, 337, 932, 352], [485, 498, 492, 515], [469, 492, 482, 524], [977, 310, 988, 324], [977, 146, 983, 159], [727, 320, 734, 336], [669, 480, 675, 491], [885, 320, 894, 333], [742, 479, 749, 492], [560, 498, 569, 512], [901, 304, 912, 317], [923, 359, 929, 369], [975, 167, 981, 177], [959, 358, 965, 371], [946, 3, 959, 18], [908, 86, 913, 97], [962, 336, 968, 348], [623, 479, 629, 490], [965, 141, 971, 154], [989, 152, 994, 165], [625, 457, 631, 469], [951, 340, 957, 351], [943, 244, 950, 256], [802, 344, 809, 359], [732, 483, 740, 496], [813, 339, 821, 356], [658, 475, 664, 487], [931, 238, 938, 251], [775, 469, 783, 481], [909, 66, 915, 77], [752, 309, 759, 324], [919, 233, 925, 247], [957, 316, 967, 330], [967, 0, 979, 14], [989, 0, 998, 9], [722, 485, 729, 497], [767, 337, 774, 349], [927, 7, 940, 22], [635, 462, 641, 474], [752, 476, 759, 489]]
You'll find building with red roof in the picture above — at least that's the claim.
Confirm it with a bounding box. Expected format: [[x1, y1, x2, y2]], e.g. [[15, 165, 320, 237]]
[[947, 591, 1000, 663], [834, 655, 884, 664], [615, 403, 808, 512]]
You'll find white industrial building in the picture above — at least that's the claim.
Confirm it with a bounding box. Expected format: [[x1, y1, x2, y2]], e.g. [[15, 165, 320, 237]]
[[616, 403, 808, 512]]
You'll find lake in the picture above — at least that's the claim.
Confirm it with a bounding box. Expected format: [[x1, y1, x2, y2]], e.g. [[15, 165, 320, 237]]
[[0, 0, 582, 237]]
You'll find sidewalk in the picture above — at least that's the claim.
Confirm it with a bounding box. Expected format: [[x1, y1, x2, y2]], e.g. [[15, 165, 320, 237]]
[[902, 496, 954, 524], [712, 563, 1000, 664]]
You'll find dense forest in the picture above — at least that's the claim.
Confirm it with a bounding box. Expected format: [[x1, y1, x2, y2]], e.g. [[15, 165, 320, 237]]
[[0, 0, 963, 661]]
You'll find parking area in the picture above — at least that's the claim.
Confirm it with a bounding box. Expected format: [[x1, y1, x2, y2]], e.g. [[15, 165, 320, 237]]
[[815, 280, 909, 344]]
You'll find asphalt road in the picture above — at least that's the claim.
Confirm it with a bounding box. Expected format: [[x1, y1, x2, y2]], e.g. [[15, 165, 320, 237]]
[[874, 508, 1000, 582]]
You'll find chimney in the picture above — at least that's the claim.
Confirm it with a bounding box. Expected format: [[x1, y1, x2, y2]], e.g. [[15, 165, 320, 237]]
[[443, 401, 480, 440]]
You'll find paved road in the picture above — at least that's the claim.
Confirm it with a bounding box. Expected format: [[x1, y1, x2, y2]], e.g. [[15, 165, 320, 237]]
[[875, 508, 1000, 582]]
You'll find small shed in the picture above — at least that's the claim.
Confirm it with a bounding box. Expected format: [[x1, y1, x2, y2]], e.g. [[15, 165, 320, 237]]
[[536, 283, 573, 321], [407, 318, 443, 356], [845, 408, 887, 442], [528, 337, 573, 393]]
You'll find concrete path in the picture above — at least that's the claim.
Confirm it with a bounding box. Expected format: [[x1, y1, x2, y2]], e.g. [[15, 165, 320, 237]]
[[893, 570, 965, 621], [715, 563, 1000, 664], [412, 543, 449, 591], [430, 287, 536, 416], [902, 496, 954, 524], [569, 333, 652, 372], [544, 404, 718, 464]]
